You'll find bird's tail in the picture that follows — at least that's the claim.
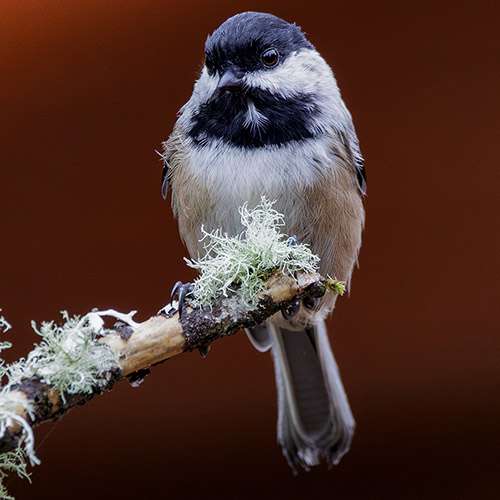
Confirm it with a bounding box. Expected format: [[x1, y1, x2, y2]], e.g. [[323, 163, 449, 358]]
[[265, 320, 355, 471]]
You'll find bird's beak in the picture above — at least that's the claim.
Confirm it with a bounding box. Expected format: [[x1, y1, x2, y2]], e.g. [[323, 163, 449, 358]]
[[217, 69, 244, 90]]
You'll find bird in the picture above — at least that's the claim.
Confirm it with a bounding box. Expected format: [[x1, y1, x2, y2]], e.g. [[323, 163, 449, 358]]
[[161, 11, 366, 471]]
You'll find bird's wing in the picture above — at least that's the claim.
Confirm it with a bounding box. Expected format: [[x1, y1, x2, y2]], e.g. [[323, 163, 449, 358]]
[[335, 126, 366, 196], [161, 159, 170, 199]]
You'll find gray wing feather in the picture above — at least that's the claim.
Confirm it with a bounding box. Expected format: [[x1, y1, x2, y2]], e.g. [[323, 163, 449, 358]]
[[161, 159, 170, 199]]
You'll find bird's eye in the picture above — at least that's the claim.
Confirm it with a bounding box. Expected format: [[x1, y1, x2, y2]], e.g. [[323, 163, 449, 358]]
[[261, 48, 279, 67]]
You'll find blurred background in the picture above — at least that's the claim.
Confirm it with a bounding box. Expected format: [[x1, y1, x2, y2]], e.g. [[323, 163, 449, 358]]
[[1, 1, 499, 499]]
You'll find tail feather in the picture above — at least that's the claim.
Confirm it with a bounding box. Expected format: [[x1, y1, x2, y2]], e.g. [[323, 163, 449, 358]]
[[267, 320, 355, 471], [314, 320, 355, 463]]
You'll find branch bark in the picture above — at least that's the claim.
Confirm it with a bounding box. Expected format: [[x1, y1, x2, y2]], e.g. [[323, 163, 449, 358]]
[[0, 270, 332, 454]]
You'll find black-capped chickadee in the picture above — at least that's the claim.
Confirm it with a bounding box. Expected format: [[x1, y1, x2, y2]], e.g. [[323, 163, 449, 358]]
[[162, 12, 365, 471]]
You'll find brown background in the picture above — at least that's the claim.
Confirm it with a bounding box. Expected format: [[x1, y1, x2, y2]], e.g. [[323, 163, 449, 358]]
[[1, 1, 499, 499]]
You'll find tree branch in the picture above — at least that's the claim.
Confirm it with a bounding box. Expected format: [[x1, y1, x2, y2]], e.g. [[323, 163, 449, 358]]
[[0, 270, 334, 455]]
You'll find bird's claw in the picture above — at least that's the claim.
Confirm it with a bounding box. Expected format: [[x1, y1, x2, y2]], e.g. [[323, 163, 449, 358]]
[[171, 281, 194, 319], [158, 281, 194, 319], [303, 296, 320, 311]]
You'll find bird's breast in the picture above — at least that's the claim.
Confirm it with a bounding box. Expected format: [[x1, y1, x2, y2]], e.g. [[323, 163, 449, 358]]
[[173, 136, 338, 257]]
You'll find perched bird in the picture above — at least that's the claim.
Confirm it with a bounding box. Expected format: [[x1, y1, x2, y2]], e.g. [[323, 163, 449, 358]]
[[162, 12, 365, 471]]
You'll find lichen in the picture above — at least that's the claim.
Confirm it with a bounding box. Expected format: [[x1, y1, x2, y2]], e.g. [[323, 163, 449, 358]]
[[0, 310, 123, 499], [185, 198, 321, 308], [0, 394, 38, 500], [27, 312, 120, 403], [0, 448, 32, 500]]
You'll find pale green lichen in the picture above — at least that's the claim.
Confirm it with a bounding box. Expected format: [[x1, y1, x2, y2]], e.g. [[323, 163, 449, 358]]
[[0, 448, 32, 500], [0, 310, 122, 499], [185, 198, 321, 308], [0, 408, 38, 465], [27, 312, 120, 403], [0, 312, 119, 402], [0, 389, 38, 500]]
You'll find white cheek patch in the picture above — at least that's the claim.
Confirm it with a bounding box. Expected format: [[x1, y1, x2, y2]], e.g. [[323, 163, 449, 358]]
[[243, 49, 353, 132], [176, 67, 218, 130], [193, 68, 219, 103], [243, 50, 338, 99]]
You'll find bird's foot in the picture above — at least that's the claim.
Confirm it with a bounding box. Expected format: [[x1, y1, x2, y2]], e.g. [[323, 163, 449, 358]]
[[157, 281, 194, 319], [158, 281, 210, 358], [281, 300, 301, 320], [303, 296, 320, 311]]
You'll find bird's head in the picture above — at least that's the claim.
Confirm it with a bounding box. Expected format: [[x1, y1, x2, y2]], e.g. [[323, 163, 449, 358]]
[[181, 12, 349, 149]]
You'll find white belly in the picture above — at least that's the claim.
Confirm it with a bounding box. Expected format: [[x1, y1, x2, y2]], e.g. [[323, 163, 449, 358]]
[[184, 137, 337, 238]]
